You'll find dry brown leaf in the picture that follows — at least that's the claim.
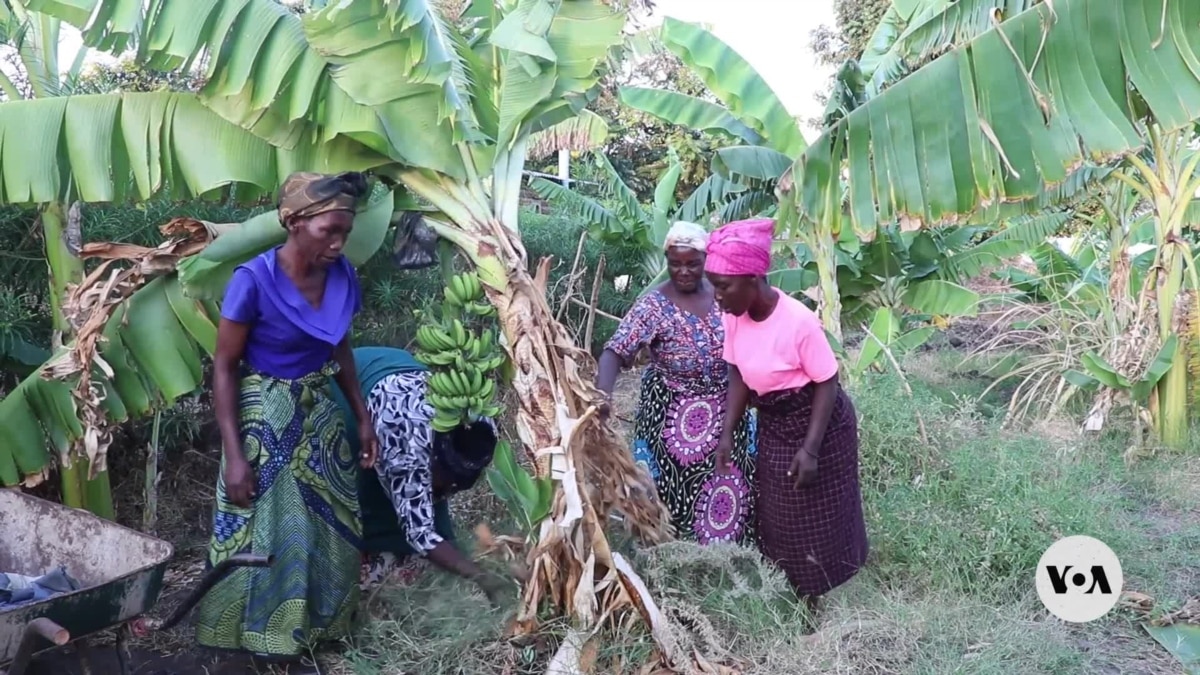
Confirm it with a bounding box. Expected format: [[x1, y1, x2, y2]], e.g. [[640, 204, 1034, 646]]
[[578, 634, 600, 674], [47, 222, 216, 477]]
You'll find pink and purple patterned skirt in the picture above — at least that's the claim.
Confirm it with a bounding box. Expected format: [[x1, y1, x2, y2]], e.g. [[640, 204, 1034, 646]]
[[631, 368, 758, 545]]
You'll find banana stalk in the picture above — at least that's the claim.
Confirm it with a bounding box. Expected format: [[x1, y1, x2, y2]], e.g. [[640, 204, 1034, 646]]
[[394, 165, 676, 657], [1111, 128, 1200, 449], [776, 165, 844, 340], [42, 200, 115, 516]]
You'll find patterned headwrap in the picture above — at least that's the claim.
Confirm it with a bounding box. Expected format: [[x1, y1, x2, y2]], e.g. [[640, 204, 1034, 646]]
[[704, 218, 776, 276], [663, 221, 708, 252], [277, 171, 369, 227]]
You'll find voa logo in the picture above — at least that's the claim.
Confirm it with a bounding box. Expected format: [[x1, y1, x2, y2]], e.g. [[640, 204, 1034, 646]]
[[1035, 535, 1123, 623]]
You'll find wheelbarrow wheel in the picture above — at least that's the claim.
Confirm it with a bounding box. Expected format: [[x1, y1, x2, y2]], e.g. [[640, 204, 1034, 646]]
[[0, 617, 69, 675]]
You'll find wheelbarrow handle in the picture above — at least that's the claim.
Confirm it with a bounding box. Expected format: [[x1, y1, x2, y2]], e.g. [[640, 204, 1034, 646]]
[[0, 617, 70, 675], [136, 553, 273, 635]]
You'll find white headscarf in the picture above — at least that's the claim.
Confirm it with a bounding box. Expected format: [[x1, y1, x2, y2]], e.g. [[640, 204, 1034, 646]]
[[663, 221, 708, 252]]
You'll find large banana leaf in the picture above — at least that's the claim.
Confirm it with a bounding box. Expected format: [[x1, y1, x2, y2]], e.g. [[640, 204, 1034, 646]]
[[616, 87, 764, 145], [859, 0, 1044, 95], [0, 91, 390, 204], [794, 0, 1200, 238], [28, 0, 468, 176], [887, 0, 1044, 80], [0, 191, 395, 487], [903, 279, 980, 317], [32, 0, 624, 186], [711, 146, 793, 185], [656, 17, 804, 157]]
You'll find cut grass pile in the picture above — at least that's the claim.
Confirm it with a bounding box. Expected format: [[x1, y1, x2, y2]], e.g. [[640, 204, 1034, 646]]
[[344, 353, 1199, 674]]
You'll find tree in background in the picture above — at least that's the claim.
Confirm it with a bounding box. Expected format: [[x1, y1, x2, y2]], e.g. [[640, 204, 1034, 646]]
[[808, 0, 891, 129], [73, 57, 204, 94], [586, 32, 738, 203]]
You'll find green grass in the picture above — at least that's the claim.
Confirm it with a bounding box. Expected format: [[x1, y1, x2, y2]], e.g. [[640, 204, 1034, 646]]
[[344, 353, 1200, 674]]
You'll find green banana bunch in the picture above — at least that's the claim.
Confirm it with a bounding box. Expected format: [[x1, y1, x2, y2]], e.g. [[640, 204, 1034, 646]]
[[413, 271, 508, 430], [464, 300, 496, 318], [444, 272, 484, 308]]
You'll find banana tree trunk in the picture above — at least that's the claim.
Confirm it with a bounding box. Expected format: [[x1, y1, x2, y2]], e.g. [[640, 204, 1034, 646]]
[[1156, 246, 1189, 449], [43, 201, 82, 345], [396, 168, 679, 661], [802, 225, 843, 342], [42, 200, 116, 516], [1157, 330, 1190, 448]]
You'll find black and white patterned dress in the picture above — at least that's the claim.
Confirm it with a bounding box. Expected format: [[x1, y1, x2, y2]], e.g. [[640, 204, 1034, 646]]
[[366, 371, 444, 555]]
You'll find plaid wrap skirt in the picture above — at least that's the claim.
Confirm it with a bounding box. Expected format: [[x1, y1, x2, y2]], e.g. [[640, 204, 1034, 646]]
[[752, 383, 868, 597]]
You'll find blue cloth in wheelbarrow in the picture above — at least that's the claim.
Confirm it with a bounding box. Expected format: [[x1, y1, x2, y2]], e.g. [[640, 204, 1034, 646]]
[[0, 566, 79, 609]]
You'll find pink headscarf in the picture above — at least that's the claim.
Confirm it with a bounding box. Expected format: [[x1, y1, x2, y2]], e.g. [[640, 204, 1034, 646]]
[[703, 218, 775, 276]]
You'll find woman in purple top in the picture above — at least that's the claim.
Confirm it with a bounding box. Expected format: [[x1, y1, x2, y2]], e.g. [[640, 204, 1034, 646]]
[[194, 171, 380, 663]]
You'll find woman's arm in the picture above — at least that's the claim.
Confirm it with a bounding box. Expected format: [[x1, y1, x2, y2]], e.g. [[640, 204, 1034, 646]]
[[214, 319, 250, 455], [715, 364, 749, 471], [333, 337, 377, 467], [332, 337, 368, 421], [595, 299, 658, 414], [724, 364, 750, 433], [790, 310, 842, 487], [594, 350, 626, 417], [214, 318, 253, 506], [799, 372, 838, 458]]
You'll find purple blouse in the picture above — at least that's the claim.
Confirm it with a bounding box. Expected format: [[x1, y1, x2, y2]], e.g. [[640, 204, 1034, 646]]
[[220, 247, 362, 380], [605, 290, 727, 394]]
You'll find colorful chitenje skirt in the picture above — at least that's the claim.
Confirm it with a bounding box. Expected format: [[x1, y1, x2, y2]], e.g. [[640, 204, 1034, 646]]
[[195, 363, 362, 658], [752, 383, 868, 597], [631, 367, 757, 544]]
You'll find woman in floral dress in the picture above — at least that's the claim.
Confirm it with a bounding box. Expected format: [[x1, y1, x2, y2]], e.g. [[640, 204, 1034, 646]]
[[596, 222, 757, 545]]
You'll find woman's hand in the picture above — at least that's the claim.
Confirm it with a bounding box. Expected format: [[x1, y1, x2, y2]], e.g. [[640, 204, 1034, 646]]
[[714, 433, 733, 473], [358, 420, 379, 468], [788, 448, 819, 489], [597, 393, 613, 422], [224, 454, 256, 508]]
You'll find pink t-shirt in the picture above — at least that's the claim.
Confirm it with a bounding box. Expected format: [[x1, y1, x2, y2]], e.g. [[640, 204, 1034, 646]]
[[721, 291, 839, 396]]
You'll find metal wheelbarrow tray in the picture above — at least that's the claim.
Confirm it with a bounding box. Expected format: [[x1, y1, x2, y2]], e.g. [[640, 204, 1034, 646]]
[[0, 490, 269, 675]]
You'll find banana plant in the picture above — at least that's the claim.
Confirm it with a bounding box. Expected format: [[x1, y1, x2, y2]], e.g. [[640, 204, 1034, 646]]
[[0, 194, 395, 488], [618, 17, 804, 224], [781, 0, 1200, 448], [7, 0, 678, 662], [528, 149, 682, 282], [486, 438, 553, 532], [771, 212, 1068, 353], [0, 0, 110, 513]]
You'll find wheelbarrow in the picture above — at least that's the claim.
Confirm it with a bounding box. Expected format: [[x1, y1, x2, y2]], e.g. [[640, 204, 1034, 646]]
[[0, 489, 272, 675]]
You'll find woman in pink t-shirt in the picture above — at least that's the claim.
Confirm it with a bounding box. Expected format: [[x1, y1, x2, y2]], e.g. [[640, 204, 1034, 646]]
[[705, 218, 868, 622]]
